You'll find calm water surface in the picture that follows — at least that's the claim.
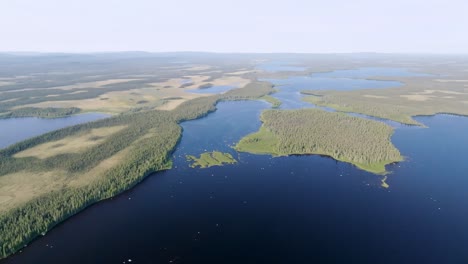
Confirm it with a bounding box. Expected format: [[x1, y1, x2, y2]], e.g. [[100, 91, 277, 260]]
[[2, 68, 467, 264], [0, 113, 109, 149]]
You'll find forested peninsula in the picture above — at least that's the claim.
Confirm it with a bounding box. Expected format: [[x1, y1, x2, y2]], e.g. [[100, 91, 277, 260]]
[[235, 108, 403, 174], [0, 81, 275, 259]]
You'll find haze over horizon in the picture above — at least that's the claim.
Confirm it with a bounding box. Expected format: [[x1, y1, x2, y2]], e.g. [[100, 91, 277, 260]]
[[1, 0, 467, 54]]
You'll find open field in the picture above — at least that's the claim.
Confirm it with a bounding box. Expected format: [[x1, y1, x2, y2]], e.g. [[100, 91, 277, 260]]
[[235, 108, 403, 174], [14, 125, 127, 159]]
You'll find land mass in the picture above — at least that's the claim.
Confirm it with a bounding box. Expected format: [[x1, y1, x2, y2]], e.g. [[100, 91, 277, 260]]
[[0, 81, 275, 259], [301, 76, 468, 125], [186, 151, 237, 168], [2, 52, 468, 259], [235, 108, 403, 174]]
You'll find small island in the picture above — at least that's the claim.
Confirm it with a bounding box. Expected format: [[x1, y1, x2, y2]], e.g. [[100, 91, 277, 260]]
[[186, 151, 237, 168]]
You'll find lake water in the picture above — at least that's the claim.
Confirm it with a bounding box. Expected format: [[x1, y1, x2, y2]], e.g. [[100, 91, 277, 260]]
[[0, 113, 110, 149], [3, 68, 468, 263]]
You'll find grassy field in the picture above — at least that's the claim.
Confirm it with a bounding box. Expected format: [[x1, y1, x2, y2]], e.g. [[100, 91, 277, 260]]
[[186, 151, 237, 168], [235, 108, 403, 174], [259, 95, 282, 108]]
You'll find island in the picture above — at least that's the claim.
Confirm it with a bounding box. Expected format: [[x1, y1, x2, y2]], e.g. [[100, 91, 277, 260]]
[[235, 108, 403, 174], [186, 151, 237, 168]]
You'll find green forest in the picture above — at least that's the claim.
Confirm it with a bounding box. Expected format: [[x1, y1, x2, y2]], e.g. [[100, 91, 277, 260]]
[[235, 108, 403, 174]]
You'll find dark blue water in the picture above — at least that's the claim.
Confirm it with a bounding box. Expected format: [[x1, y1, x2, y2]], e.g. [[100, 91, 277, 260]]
[[3, 100, 468, 264], [188, 85, 236, 94], [0, 113, 110, 149]]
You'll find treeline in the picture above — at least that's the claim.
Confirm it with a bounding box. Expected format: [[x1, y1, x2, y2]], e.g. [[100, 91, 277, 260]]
[[237, 108, 403, 173], [0, 81, 274, 259], [0, 107, 81, 119]]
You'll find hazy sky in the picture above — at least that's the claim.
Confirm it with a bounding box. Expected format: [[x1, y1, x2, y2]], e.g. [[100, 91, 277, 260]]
[[1, 0, 467, 53]]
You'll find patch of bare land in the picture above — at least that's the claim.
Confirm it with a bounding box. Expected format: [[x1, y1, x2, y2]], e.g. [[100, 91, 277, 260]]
[[0, 169, 69, 213]]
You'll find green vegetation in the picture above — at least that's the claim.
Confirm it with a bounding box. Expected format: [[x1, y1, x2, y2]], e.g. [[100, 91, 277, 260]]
[[235, 108, 403, 174], [0, 107, 81, 119], [0, 81, 274, 259], [186, 151, 237, 168], [260, 95, 282, 108]]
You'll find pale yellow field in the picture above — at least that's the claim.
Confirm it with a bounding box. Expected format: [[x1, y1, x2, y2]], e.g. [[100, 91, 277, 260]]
[[364, 95, 388, 99], [55, 79, 141, 91], [14, 125, 127, 159], [400, 94, 432, 101], [0, 169, 69, 213], [0, 143, 135, 213], [0, 78, 140, 94], [0, 81, 13, 86], [15, 75, 250, 112], [185, 65, 212, 71]]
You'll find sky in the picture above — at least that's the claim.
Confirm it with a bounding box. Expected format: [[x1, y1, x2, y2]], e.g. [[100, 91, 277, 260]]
[[1, 0, 467, 53]]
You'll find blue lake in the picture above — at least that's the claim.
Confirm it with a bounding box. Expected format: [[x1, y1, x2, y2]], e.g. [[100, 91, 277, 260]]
[[0, 113, 110, 149]]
